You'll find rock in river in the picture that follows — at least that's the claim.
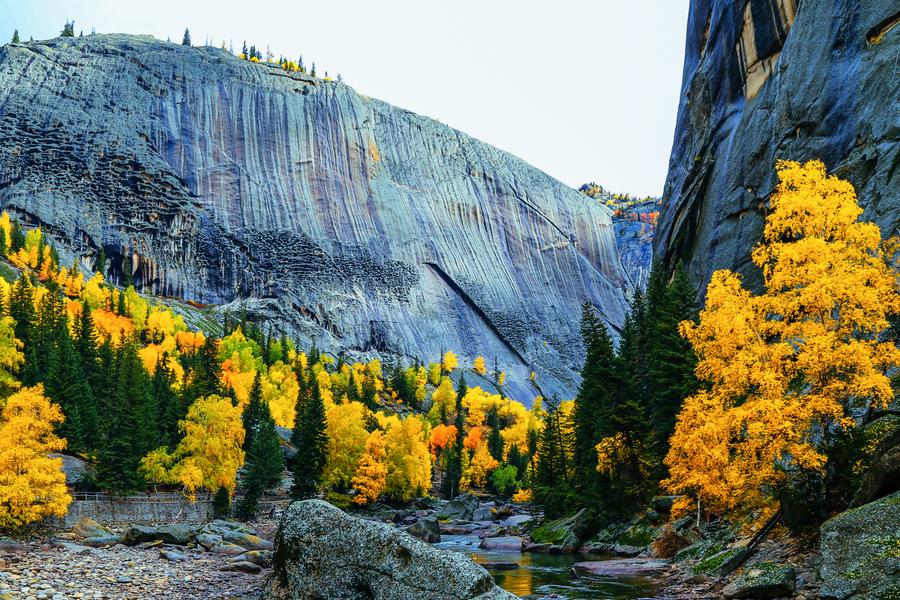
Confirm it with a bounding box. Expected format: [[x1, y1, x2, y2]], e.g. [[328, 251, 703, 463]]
[[266, 499, 516, 599], [572, 558, 669, 578]]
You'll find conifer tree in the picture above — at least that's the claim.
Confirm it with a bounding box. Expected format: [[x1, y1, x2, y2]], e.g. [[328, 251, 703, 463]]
[[61, 21, 74, 37], [487, 406, 504, 462], [242, 372, 264, 451], [534, 396, 574, 518], [571, 304, 619, 507], [182, 28, 191, 46], [0, 227, 6, 256], [646, 264, 697, 458], [9, 274, 35, 349], [22, 291, 64, 386], [290, 376, 327, 499], [11, 30, 19, 44], [96, 343, 154, 493], [442, 376, 467, 498], [9, 222, 24, 252], [152, 354, 180, 447], [238, 400, 285, 519], [95, 247, 107, 275], [45, 319, 96, 452]]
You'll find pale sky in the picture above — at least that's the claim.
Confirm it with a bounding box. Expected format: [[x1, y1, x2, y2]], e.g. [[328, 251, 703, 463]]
[[0, 1, 689, 197]]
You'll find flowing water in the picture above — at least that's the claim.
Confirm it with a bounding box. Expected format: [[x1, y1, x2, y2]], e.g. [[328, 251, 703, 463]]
[[436, 535, 659, 599]]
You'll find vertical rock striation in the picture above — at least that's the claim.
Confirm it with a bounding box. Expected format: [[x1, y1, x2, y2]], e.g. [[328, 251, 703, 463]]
[[656, 0, 899, 290], [0, 34, 630, 402]]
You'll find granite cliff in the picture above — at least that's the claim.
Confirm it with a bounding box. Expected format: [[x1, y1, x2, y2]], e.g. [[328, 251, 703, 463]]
[[0, 34, 630, 402], [656, 0, 899, 289]]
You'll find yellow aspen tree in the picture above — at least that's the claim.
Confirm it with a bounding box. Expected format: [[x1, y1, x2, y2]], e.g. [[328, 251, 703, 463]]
[[427, 377, 457, 425], [442, 351, 458, 373], [467, 440, 499, 488], [0, 316, 24, 396], [0, 385, 71, 528], [351, 430, 388, 505], [323, 401, 369, 489], [383, 415, 432, 502], [665, 160, 900, 515], [141, 395, 245, 499], [473, 356, 486, 375]]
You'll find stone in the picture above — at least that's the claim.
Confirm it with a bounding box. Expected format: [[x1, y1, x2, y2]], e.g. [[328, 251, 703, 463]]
[[472, 507, 495, 522], [650, 496, 681, 514], [478, 536, 524, 552], [499, 514, 533, 528], [405, 518, 441, 543], [159, 549, 187, 562], [221, 561, 262, 574], [47, 453, 95, 486], [0, 538, 27, 554], [211, 541, 248, 556], [195, 533, 223, 550], [819, 491, 900, 599], [221, 531, 273, 551], [122, 524, 196, 546], [267, 499, 516, 599], [656, 0, 899, 291], [436, 493, 480, 521], [71, 517, 111, 539], [722, 563, 796, 599], [851, 415, 900, 507], [612, 544, 644, 557], [234, 550, 273, 567], [79, 535, 122, 548], [0, 34, 631, 405], [572, 559, 669, 577], [530, 508, 594, 552], [479, 562, 518, 571]]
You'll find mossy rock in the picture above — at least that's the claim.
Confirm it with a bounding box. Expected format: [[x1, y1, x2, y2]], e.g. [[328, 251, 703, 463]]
[[691, 547, 745, 576], [531, 508, 593, 550], [819, 490, 900, 599], [722, 562, 796, 599], [617, 523, 658, 548]]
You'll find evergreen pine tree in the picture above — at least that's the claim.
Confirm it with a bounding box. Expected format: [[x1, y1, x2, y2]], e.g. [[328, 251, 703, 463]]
[[646, 264, 698, 462], [182, 28, 191, 46], [95, 247, 107, 275], [9, 222, 24, 252], [12, 30, 19, 44], [96, 343, 155, 493], [238, 400, 285, 520], [442, 376, 467, 498], [0, 227, 6, 256], [61, 21, 74, 37], [290, 376, 327, 500], [152, 354, 180, 447], [571, 303, 619, 508], [45, 318, 97, 452], [242, 372, 264, 451], [9, 274, 35, 349], [487, 406, 504, 462], [534, 396, 574, 518], [22, 291, 64, 386]]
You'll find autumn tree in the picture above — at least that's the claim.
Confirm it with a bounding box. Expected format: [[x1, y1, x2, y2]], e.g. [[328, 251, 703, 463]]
[[0, 316, 24, 397], [351, 430, 388, 505], [383, 415, 432, 502], [442, 376, 467, 498], [0, 386, 71, 529], [323, 401, 369, 489], [665, 160, 900, 517], [141, 394, 245, 499]]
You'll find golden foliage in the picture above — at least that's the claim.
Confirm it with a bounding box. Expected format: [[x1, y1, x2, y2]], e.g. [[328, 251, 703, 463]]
[[141, 395, 245, 499], [324, 401, 369, 489], [352, 430, 387, 505], [664, 160, 900, 514], [383, 415, 432, 502], [473, 356, 486, 375], [0, 385, 71, 528]]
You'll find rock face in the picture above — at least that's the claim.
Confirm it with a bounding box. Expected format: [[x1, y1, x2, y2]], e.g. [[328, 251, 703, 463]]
[[610, 199, 659, 290], [0, 34, 631, 402], [268, 499, 516, 600], [656, 0, 899, 290], [819, 490, 900, 599]]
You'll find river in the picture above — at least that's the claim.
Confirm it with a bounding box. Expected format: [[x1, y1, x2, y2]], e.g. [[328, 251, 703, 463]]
[[436, 534, 659, 599]]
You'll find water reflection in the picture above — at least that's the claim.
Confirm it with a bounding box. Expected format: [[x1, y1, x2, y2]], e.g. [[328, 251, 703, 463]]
[[436, 535, 658, 599]]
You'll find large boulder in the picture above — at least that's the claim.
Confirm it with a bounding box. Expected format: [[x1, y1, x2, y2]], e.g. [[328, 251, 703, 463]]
[[819, 491, 900, 599], [406, 518, 441, 543], [266, 499, 516, 600], [71, 517, 112, 539], [530, 508, 594, 552], [221, 530, 273, 551], [722, 562, 796, 599], [48, 453, 95, 486], [122, 524, 197, 545], [436, 493, 480, 521]]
